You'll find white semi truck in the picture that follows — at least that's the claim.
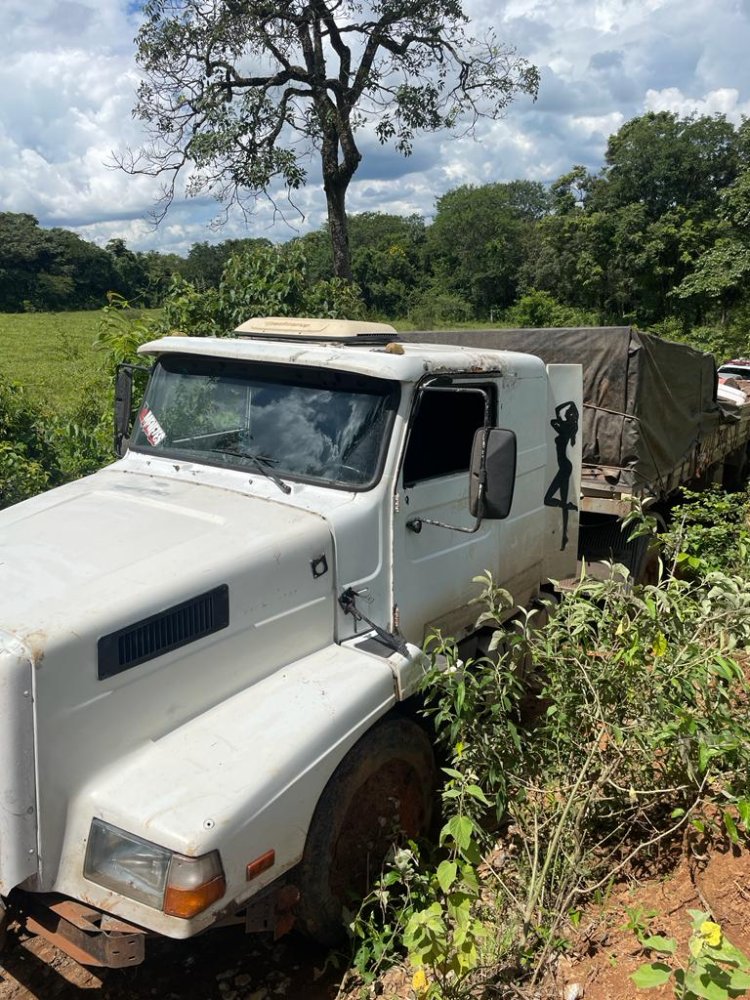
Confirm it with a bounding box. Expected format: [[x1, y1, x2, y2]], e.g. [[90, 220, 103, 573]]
[[0, 316, 582, 966], [0, 317, 746, 967]]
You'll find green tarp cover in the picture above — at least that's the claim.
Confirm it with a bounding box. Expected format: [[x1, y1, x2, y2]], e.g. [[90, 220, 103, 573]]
[[401, 326, 721, 495]]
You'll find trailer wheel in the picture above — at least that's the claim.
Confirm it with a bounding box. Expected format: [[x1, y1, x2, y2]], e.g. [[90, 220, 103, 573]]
[[0, 899, 7, 953], [297, 716, 435, 946]]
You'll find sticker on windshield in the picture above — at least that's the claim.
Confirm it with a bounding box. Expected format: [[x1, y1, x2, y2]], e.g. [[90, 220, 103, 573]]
[[138, 405, 166, 446]]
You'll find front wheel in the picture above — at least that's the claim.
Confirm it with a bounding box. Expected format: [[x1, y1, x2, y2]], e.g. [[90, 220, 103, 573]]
[[297, 715, 436, 945]]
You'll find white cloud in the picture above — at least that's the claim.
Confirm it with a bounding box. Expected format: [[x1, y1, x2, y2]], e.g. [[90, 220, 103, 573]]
[[644, 87, 750, 120]]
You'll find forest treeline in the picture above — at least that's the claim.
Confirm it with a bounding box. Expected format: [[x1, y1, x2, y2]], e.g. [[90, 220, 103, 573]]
[[5, 111, 750, 353]]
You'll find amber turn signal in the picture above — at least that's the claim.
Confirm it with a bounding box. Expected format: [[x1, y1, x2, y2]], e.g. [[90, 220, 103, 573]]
[[164, 874, 226, 918], [246, 849, 275, 881], [162, 850, 226, 918]]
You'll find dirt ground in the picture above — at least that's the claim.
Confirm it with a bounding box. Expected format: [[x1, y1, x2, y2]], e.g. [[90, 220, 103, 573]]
[[0, 923, 343, 1000], [556, 836, 750, 1000], [2, 838, 749, 1000]]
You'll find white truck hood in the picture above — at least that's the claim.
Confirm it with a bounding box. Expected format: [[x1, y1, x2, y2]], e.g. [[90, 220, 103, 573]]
[[0, 465, 332, 651], [0, 466, 337, 891]]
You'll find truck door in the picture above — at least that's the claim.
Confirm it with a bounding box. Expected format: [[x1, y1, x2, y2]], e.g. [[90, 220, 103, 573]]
[[391, 381, 502, 643]]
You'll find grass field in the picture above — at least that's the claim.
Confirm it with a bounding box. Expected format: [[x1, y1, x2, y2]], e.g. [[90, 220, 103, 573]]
[[0, 309, 504, 415], [0, 311, 109, 413]]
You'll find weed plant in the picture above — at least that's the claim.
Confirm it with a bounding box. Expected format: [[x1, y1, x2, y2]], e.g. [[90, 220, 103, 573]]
[[631, 909, 750, 998], [351, 512, 750, 999]]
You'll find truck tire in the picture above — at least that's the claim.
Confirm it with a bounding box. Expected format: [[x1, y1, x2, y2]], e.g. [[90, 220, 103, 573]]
[[296, 715, 436, 946], [0, 898, 7, 953]]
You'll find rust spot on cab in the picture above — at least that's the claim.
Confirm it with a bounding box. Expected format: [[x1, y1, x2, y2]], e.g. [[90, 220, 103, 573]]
[[23, 631, 47, 668]]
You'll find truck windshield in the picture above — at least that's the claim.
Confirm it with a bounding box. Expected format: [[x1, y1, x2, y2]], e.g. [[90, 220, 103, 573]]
[[130, 354, 398, 489]]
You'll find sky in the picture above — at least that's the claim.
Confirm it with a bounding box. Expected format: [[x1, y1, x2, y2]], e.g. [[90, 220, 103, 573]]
[[2, 0, 750, 257]]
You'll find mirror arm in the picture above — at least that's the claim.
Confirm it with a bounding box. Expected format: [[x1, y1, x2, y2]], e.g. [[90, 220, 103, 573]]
[[407, 484, 486, 534], [407, 515, 484, 534]]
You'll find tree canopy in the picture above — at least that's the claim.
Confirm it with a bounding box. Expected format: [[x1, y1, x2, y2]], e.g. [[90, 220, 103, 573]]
[[427, 181, 549, 314], [126, 0, 539, 278]]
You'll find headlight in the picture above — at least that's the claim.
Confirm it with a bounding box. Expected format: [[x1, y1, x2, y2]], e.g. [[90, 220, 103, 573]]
[[84, 820, 225, 918]]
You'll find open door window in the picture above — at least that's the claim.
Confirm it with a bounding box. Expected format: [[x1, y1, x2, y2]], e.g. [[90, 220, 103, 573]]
[[403, 386, 490, 486]]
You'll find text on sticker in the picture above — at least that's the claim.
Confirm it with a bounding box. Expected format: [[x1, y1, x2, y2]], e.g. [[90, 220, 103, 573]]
[[139, 406, 166, 446]]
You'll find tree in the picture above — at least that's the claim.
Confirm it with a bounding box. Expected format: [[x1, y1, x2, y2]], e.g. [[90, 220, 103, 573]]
[[0, 214, 120, 311], [127, 0, 538, 279], [549, 165, 593, 214], [350, 213, 425, 316], [294, 211, 427, 297], [672, 171, 750, 324], [427, 181, 549, 314], [519, 114, 746, 327], [179, 238, 272, 289], [591, 112, 741, 221], [44, 229, 116, 309], [0, 214, 54, 310], [590, 114, 744, 325]]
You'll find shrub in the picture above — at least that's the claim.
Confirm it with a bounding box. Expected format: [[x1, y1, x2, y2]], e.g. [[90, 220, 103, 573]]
[[407, 290, 474, 328], [353, 548, 750, 997], [658, 486, 750, 579], [0, 378, 63, 509], [503, 288, 599, 327]]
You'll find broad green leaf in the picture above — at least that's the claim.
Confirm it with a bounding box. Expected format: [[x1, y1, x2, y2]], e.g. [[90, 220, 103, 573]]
[[724, 811, 739, 845], [466, 783, 491, 805], [728, 968, 750, 989], [445, 814, 474, 852], [630, 962, 672, 988], [690, 935, 704, 959], [684, 968, 733, 1000], [442, 767, 463, 780], [436, 860, 458, 894], [641, 935, 677, 954]]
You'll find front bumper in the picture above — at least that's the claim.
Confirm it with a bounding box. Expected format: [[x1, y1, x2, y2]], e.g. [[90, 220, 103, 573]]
[[10, 891, 146, 967]]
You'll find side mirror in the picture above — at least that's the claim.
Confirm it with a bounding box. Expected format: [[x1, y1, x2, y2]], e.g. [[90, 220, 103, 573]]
[[469, 427, 517, 519], [114, 365, 134, 457]]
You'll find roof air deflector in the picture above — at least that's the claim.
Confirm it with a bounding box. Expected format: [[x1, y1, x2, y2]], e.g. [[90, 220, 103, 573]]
[[234, 316, 399, 345]]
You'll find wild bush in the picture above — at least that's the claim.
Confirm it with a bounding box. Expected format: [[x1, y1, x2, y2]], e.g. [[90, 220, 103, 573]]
[[407, 290, 474, 329], [632, 910, 750, 998], [353, 546, 750, 997], [95, 244, 366, 368], [503, 288, 599, 328], [663, 486, 750, 578], [0, 378, 62, 509]]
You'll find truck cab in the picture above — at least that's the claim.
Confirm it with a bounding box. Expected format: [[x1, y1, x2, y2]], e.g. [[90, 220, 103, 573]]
[[0, 318, 581, 962]]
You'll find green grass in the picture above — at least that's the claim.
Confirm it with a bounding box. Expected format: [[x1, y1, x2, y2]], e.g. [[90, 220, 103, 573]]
[[0, 311, 109, 414], [0, 310, 511, 415]]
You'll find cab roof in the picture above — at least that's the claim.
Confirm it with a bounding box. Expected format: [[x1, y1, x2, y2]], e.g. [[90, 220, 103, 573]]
[[138, 318, 546, 382]]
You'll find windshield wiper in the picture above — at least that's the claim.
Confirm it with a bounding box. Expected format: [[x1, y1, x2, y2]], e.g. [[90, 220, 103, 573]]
[[212, 447, 292, 495]]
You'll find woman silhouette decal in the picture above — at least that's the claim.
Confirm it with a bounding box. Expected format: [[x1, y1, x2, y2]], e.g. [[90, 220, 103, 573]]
[[544, 401, 579, 550]]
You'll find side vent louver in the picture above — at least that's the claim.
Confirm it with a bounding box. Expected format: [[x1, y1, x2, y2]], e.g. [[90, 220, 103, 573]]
[[98, 585, 230, 680]]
